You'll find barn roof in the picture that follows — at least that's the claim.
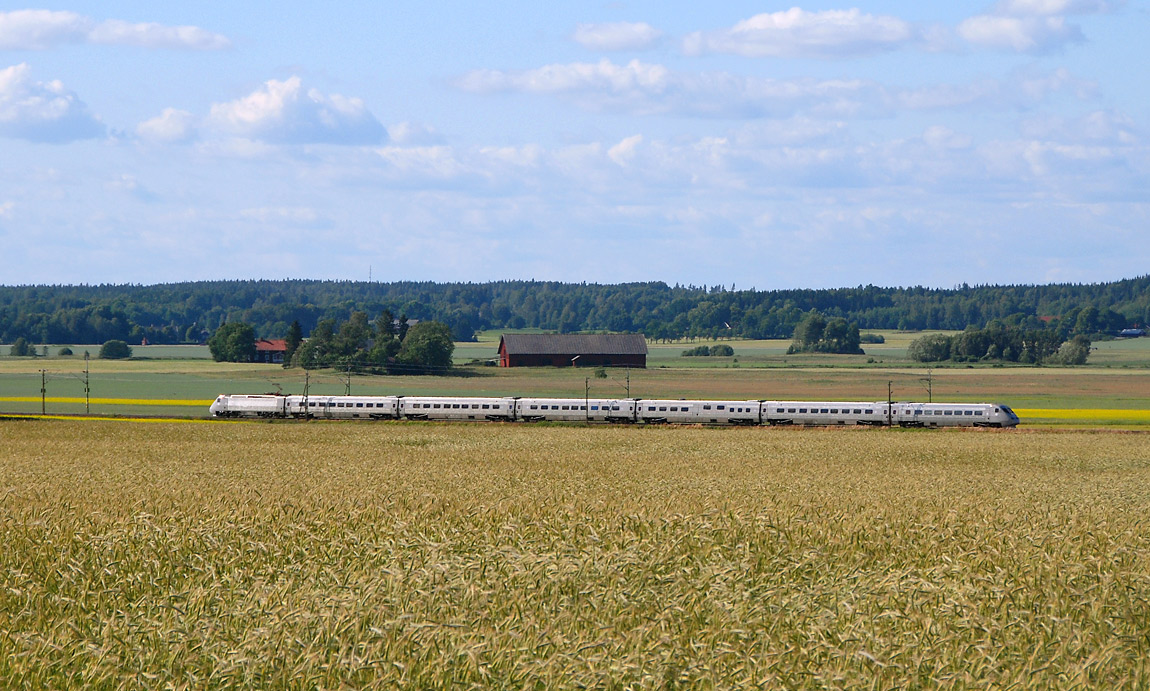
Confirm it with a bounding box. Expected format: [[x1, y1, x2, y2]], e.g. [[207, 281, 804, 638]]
[[255, 339, 287, 352], [499, 333, 648, 356]]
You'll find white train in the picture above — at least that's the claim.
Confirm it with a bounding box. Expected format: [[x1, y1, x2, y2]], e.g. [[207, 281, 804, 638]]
[[210, 394, 1020, 427]]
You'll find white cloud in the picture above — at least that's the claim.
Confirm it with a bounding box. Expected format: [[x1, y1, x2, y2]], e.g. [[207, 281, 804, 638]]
[[0, 63, 103, 142], [376, 146, 468, 179], [0, 10, 229, 50], [460, 59, 879, 118], [573, 22, 662, 51], [682, 8, 914, 58], [993, 0, 1120, 16], [0, 200, 13, 218], [387, 121, 443, 145], [208, 76, 385, 145], [608, 134, 643, 166], [461, 59, 671, 95], [461, 60, 1087, 119], [897, 68, 1092, 110], [923, 126, 973, 149], [240, 206, 324, 227], [136, 108, 196, 143], [87, 19, 231, 50], [957, 14, 1083, 52], [1020, 110, 1139, 144]]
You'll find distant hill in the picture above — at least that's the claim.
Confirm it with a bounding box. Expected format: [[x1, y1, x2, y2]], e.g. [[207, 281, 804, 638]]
[[1, 277, 1147, 345]]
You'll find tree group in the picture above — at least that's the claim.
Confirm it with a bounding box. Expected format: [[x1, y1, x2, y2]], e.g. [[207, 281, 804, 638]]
[[908, 325, 1091, 365], [288, 312, 453, 374], [787, 311, 863, 355]]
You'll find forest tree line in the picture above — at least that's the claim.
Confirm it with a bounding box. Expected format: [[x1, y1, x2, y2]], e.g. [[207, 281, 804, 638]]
[[0, 277, 1147, 346]]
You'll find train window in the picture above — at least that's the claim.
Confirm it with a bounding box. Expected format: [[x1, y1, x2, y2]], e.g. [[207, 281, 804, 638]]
[[789, 408, 796, 413], [481, 404, 489, 409], [493, 405, 500, 409], [821, 409, 829, 414], [853, 409, 861, 414], [944, 410, 952, 415], [865, 409, 873, 414], [799, 408, 807, 413], [591, 405, 599, 410], [659, 406, 667, 412], [830, 409, 838, 414], [580, 406, 586, 410], [717, 405, 725, 410], [648, 406, 656, 411], [964, 411, 973, 416], [703, 405, 712, 410], [975, 411, 983, 416], [366, 403, 373, 408], [472, 404, 479, 409], [670, 407, 678, 412], [914, 410, 921, 415], [561, 406, 569, 410], [433, 404, 441, 409], [356, 403, 364, 408], [611, 406, 620, 411], [529, 405, 538, 410]]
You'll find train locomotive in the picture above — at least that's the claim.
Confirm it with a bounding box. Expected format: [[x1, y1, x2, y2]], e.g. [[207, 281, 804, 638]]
[[210, 394, 1020, 427]]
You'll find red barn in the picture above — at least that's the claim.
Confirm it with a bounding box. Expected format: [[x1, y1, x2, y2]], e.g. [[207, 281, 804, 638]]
[[254, 338, 288, 364], [498, 334, 647, 368]]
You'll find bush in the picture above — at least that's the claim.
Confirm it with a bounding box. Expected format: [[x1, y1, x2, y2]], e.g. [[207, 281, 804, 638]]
[[681, 344, 733, 357], [99, 340, 132, 360], [58, 347, 74, 356], [394, 321, 454, 374], [1052, 335, 1091, 365], [860, 333, 885, 344], [208, 322, 257, 363], [9, 337, 32, 356], [788, 311, 863, 355], [907, 334, 952, 362]]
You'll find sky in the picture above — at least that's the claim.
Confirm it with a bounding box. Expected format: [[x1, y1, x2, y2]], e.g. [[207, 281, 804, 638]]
[[0, 1, 1146, 289]]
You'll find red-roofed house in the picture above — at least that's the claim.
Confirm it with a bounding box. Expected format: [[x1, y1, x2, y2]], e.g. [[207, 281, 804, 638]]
[[254, 339, 288, 364]]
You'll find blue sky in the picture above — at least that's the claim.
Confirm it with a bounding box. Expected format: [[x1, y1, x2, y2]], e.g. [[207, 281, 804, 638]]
[[0, 1, 1146, 288]]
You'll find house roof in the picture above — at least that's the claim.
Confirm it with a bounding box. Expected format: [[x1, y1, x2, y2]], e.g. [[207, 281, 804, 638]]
[[499, 333, 648, 356], [255, 339, 287, 352]]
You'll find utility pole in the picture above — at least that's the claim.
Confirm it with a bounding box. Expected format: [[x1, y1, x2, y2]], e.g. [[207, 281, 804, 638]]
[[344, 364, 352, 396], [626, 367, 631, 398], [303, 371, 310, 418], [83, 352, 90, 414], [585, 377, 590, 424], [887, 380, 893, 427], [40, 369, 46, 415]]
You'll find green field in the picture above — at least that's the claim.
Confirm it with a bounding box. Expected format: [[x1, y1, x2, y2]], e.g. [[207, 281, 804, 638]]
[[2, 420, 1148, 687], [2, 333, 1150, 422]]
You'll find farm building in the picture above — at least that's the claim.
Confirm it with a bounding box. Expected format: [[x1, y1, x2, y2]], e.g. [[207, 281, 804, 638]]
[[497, 334, 647, 368], [254, 339, 288, 364]]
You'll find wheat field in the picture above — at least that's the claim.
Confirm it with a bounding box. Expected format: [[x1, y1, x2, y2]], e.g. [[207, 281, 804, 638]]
[[2, 420, 1149, 688]]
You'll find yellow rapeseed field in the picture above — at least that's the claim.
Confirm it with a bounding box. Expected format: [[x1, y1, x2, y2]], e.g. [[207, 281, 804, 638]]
[[1, 420, 1148, 688]]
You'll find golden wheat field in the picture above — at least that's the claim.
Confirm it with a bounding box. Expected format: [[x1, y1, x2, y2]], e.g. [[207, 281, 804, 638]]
[[2, 420, 1149, 689]]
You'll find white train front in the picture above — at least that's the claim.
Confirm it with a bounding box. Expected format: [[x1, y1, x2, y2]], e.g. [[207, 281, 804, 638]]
[[210, 394, 1020, 427]]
